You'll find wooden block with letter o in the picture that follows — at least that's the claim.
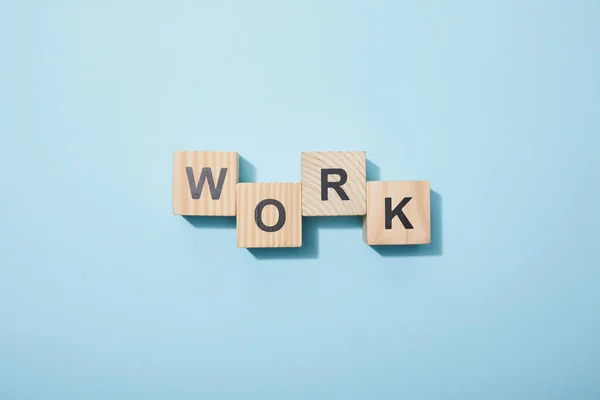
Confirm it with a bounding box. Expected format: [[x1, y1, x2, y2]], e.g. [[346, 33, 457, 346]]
[[363, 181, 430, 245], [173, 151, 238, 216], [237, 183, 302, 248], [301, 151, 366, 216]]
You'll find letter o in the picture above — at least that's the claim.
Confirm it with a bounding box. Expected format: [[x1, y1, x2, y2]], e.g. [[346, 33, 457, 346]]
[[254, 199, 286, 232]]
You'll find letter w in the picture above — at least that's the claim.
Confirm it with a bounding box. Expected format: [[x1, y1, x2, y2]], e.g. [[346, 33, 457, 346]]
[[186, 167, 228, 200]]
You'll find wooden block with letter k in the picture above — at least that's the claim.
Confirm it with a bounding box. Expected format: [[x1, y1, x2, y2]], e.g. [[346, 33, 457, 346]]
[[172, 151, 238, 216], [363, 181, 431, 245]]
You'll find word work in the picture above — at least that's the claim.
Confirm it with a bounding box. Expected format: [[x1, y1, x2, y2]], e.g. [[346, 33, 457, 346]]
[[173, 151, 430, 248]]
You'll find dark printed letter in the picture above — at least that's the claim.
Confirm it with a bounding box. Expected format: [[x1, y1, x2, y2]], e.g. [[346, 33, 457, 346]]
[[385, 197, 414, 229], [254, 199, 286, 232], [321, 168, 349, 201], [186, 167, 228, 200]]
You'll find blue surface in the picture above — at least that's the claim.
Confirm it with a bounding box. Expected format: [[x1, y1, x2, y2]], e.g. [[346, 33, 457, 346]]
[[1, 1, 599, 399]]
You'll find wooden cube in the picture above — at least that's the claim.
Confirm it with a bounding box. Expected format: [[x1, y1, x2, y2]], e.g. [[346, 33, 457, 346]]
[[363, 181, 430, 245], [301, 151, 366, 216], [173, 151, 238, 216], [237, 183, 302, 248]]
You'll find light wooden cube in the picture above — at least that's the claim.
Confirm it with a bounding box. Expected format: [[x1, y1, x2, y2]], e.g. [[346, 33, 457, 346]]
[[301, 151, 366, 216], [237, 183, 302, 248], [172, 151, 238, 216], [363, 181, 430, 245]]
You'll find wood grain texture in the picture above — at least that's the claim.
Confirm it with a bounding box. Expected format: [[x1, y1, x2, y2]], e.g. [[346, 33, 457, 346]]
[[237, 183, 302, 248], [363, 181, 430, 245], [172, 151, 238, 216], [301, 151, 366, 216]]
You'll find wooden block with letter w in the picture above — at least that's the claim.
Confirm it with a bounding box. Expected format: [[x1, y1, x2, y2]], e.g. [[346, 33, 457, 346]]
[[172, 151, 238, 216]]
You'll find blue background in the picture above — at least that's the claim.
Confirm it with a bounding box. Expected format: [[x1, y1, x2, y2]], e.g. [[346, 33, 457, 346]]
[[1, 1, 599, 399]]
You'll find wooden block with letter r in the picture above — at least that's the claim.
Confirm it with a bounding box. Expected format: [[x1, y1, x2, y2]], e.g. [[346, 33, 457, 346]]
[[172, 151, 238, 216], [237, 183, 302, 248], [363, 181, 430, 245], [301, 151, 366, 216]]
